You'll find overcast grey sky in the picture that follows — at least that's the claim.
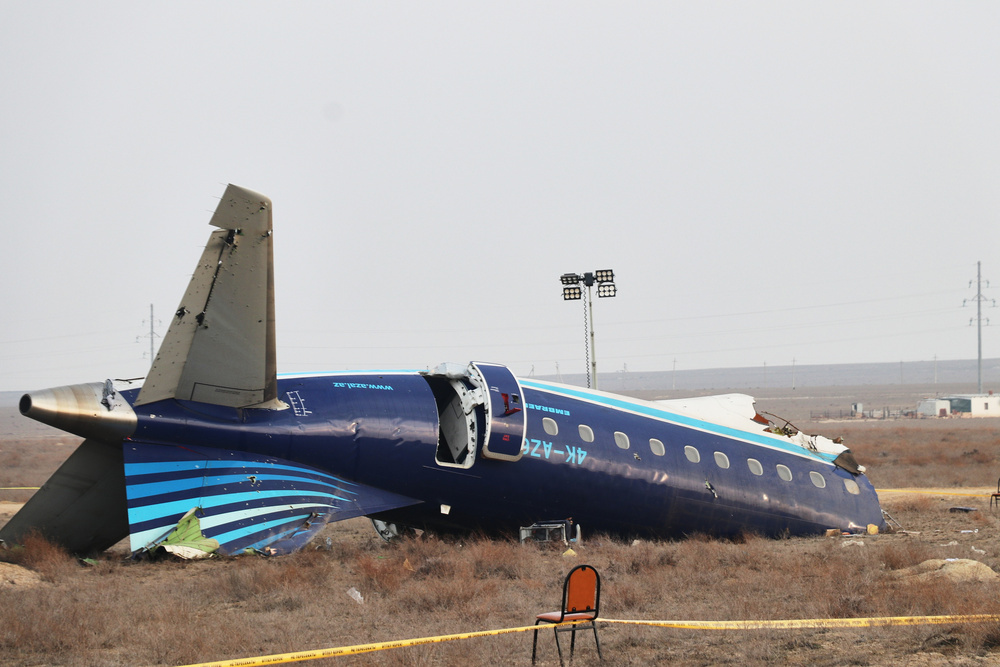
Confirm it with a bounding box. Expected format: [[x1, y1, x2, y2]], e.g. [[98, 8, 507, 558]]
[[1, 2, 997, 392]]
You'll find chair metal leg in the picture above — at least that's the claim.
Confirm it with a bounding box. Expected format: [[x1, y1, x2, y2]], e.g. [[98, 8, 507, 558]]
[[553, 627, 565, 667], [531, 622, 541, 665], [592, 623, 603, 661]]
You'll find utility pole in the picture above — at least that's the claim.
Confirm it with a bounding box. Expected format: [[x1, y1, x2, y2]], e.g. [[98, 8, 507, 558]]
[[137, 303, 161, 365], [964, 261, 995, 394]]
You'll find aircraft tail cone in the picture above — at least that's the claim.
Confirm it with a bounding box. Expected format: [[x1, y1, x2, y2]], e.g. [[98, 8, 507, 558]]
[[20, 382, 137, 442]]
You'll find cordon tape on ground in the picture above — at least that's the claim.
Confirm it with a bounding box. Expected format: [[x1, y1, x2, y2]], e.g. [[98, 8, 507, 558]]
[[875, 488, 991, 498], [177, 614, 1000, 667]]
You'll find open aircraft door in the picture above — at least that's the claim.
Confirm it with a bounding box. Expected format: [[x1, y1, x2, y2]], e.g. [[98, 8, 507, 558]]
[[472, 362, 526, 462]]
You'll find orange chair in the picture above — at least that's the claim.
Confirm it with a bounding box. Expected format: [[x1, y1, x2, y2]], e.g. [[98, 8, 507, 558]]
[[532, 564, 602, 665], [991, 478, 1000, 510]]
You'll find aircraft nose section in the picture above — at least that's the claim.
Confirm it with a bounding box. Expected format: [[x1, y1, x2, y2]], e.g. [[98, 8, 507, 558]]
[[21, 381, 137, 441]]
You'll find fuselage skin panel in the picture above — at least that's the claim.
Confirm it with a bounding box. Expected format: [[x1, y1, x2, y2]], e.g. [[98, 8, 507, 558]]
[[124, 371, 883, 540]]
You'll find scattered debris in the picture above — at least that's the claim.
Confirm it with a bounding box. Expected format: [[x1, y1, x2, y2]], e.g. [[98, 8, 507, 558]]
[[144, 508, 220, 560], [562, 548, 577, 558], [949, 507, 979, 513], [347, 587, 363, 604], [971, 546, 987, 555], [881, 508, 903, 531], [519, 519, 580, 545]]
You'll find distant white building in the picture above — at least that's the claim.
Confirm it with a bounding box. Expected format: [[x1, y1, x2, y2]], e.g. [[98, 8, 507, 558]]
[[917, 398, 951, 418], [921, 394, 1000, 417]]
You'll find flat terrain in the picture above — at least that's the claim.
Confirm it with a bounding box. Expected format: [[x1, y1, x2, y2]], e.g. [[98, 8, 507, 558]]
[[3, 384, 1000, 666]]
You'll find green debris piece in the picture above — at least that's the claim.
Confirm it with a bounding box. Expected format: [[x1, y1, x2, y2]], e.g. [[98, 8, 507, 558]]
[[156, 508, 220, 559]]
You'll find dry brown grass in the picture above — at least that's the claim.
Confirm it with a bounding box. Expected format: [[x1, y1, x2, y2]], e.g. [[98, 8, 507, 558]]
[[3, 500, 1000, 666], [829, 421, 1000, 489], [0, 436, 79, 503], [4, 418, 1000, 665]]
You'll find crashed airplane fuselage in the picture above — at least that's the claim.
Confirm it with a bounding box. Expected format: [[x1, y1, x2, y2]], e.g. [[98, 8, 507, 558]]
[[1, 185, 885, 557]]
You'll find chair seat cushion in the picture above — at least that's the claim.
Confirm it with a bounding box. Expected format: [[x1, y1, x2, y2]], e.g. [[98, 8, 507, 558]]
[[536, 611, 596, 622]]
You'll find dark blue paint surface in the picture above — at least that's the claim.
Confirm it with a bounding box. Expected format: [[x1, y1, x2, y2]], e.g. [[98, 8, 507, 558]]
[[120, 367, 885, 549]]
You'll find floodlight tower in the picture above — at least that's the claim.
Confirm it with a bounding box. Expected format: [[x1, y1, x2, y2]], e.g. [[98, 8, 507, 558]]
[[560, 269, 617, 390]]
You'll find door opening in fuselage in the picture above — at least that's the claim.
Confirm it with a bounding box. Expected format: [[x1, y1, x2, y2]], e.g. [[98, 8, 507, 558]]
[[425, 376, 484, 469]]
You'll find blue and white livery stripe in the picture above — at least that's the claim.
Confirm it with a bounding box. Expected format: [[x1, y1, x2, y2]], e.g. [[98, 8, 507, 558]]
[[520, 379, 839, 464]]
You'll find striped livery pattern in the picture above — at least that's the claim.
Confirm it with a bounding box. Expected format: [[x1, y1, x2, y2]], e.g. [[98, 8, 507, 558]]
[[124, 441, 418, 555]]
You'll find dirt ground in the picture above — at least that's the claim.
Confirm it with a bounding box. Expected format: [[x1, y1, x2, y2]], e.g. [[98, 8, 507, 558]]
[[3, 389, 1000, 666]]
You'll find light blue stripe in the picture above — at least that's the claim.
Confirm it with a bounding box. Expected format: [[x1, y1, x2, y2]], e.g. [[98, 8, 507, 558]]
[[128, 489, 346, 526], [124, 459, 353, 486], [210, 513, 322, 548], [241, 527, 299, 552], [126, 473, 357, 501], [520, 380, 837, 464], [278, 370, 420, 378], [199, 503, 334, 533], [128, 503, 331, 552], [123, 460, 208, 476]]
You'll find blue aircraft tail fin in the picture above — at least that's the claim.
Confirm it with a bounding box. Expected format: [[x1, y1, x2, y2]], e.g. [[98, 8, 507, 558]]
[[124, 442, 420, 556]]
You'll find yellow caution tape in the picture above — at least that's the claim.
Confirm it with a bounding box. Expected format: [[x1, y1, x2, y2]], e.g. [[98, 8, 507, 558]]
[[177, 614, 1000, 666], [876, 488, 989, 497], [176, 621, 581, 667], [0, 487, 39, 490], [600, 614, 1000, 630]]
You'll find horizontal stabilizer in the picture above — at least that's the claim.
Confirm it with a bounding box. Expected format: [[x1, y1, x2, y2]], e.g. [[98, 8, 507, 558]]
[[124, 442, 420, 556], [0, 438, 128, 554]]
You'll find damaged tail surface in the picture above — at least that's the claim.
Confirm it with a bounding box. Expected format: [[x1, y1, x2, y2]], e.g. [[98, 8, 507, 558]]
[[136, 184, 281, 409], [1, 184, 289, 554]]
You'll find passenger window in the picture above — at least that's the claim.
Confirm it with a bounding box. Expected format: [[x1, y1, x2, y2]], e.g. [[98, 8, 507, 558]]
[[809, 471, 826, 488], [578, 424, 595, 443], [542, 417, 558, 436], [614, 431, 630, 449], [776, 464, 792, 482], [843, 478, 860, 495], [649, 438, 665, 456], [684, 445, 700, 463], [714, 452, 730, 469], [747, 458, 763, 476]]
